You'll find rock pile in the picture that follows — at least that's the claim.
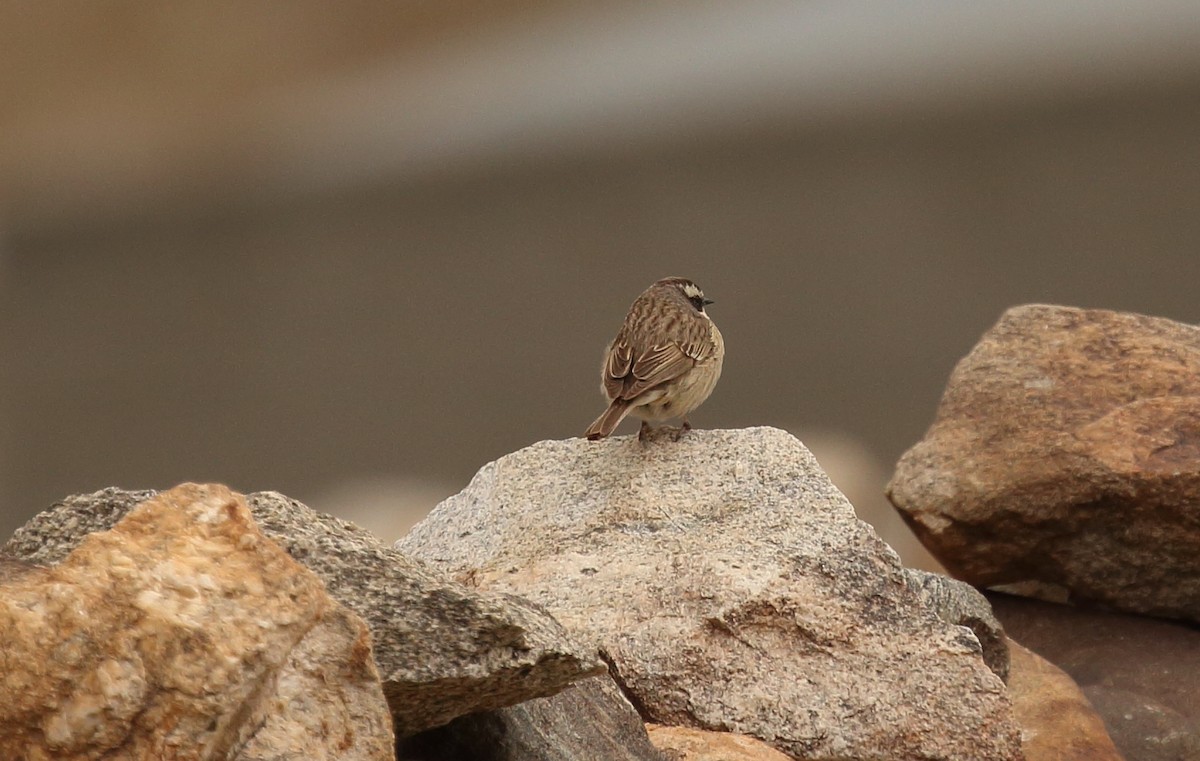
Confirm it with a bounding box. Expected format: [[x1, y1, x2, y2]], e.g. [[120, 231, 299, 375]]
[[890, 303, 1200, 761], [3, 485, 603, 748], [13, 338, 1187, 760]]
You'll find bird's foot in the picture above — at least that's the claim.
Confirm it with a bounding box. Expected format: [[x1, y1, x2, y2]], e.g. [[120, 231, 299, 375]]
[[637, 420, 694, 443], [668, 419, 692, 441]]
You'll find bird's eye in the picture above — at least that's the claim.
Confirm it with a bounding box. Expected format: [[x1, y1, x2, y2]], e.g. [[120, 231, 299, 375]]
[[689, 295, 706, 311]]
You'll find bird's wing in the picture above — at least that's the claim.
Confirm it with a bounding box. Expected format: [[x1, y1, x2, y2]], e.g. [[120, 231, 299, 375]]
[[677, 333, 715, 363], [602, 339, 634, 399], [616, 340, 696, 401]]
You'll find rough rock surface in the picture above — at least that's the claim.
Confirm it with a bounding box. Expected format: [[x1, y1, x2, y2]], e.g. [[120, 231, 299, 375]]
[[0, 483, 394, 760], [399, 676, 665, 761], [904, 568, 1009, 681], [1006, 639, 1124, 761], [888, 304, 1200, 621], [397, 428, 1022, 761], [646, 725, 793, 761], [243, 601, 396, 760], [990, 592, 1200, 761], [4, 486, 602, 737]]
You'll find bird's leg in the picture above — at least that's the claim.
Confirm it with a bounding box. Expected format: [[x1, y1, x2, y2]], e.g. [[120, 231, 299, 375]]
[[638, 420, 652, 441], [671, 418, 692, 442]]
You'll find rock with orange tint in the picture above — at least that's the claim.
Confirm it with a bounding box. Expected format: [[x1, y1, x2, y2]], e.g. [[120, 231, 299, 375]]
[[5, 486, 602, 738], [244, 603, 396, 761], [1007, 639, 1123, 761], [0, 483, 394, 760], [646, 725, 793, 761], [990, 592, 1200, 761], [889, 305, 1200, 621]]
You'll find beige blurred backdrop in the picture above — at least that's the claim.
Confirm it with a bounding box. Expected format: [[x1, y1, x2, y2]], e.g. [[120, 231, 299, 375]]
[[4, 2, 1200, 570]]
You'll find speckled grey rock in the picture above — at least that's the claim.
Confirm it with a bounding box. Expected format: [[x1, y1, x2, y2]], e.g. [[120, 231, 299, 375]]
[[905, 568, 1010, 681], [397, 427, 1022, 761], [399, 676, 666, 761], [3, 487, 603, 736]]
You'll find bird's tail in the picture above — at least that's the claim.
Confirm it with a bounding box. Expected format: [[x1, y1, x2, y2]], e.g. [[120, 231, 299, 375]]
[[584, 399, 632, 440]]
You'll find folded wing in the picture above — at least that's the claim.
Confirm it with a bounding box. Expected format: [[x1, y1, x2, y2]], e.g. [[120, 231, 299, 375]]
[[604, 335, 712, 402]]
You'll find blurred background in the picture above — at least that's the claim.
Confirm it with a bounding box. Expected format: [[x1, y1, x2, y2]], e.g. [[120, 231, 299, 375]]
[[4, 1, 1200, 569]]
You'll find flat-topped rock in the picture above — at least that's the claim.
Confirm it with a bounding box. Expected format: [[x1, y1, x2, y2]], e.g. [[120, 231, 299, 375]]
[[398, 427, 1021, 761]]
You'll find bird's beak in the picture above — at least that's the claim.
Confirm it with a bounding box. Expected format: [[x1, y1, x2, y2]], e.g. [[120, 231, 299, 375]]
[[703, 299, 715, 306]]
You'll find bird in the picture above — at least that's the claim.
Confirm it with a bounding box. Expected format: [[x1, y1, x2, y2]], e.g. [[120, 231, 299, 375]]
[[584, 277, 724, 441]]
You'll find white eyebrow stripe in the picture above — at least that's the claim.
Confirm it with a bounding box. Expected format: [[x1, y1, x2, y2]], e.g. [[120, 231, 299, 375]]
[[682, 283, 703, 299]]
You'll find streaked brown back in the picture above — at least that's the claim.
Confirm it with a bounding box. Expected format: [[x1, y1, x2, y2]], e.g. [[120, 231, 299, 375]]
[[602, 279, 717, 402]]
